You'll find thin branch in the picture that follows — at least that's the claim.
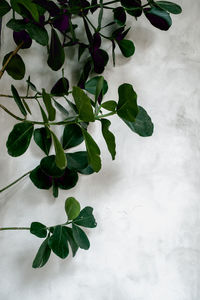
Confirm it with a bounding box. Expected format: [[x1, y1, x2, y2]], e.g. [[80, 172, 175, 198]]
[[0, 104, 25, 121], [0, 227, 30, 231], [0, 41, 24, 79], [0, 170, 32, 193]]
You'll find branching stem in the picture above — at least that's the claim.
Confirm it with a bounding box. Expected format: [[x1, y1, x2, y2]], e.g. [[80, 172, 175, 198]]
[[0, 41, 24, 79]]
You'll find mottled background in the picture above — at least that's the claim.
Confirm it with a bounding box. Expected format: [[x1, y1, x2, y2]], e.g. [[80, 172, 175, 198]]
[[0, 0, 200, 299]]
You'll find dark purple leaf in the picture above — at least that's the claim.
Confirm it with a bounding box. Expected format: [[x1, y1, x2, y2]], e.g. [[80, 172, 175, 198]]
[[13, 30, 32, 49], [53, 15, 69, 32]]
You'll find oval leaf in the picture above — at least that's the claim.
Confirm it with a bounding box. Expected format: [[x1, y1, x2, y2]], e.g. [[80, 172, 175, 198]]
[[117, 83, 138, 122], [155, 1, 182, 14], [73, 206, 97, 228], [30, 222, 47, 238], [51, 131, 67, 170], [101, 119, 116, 160], [48, 225, 69, 259], [0, 0, 11, 17], [144, 7, 172, 31], [81, 128, 101, 173], [65, 197, 81, 220], [11, 84, 27, 116], [32, 238, 51, 268], [6, 122, 34, 157], [72, 224, 90, 250], [34, 127, 52, 155], [72, 87, 94, 122], [42, 89, 56, 121], [47, 28, 65, 71], [25, 23, 49, 46], [3, 52, 25, 80], [62, 124, 84, 150], [117, 39, 135, 57]]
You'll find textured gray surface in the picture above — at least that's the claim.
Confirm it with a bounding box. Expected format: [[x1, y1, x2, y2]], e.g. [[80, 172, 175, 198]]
[[0, 1, 200, 299]]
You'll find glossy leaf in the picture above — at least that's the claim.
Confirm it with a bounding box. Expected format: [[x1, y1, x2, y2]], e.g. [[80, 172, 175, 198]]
[[85, 76, 108, 96], [25, 23, 49, 46], [101, 101, 117, 112], [10, 0, 39, 22], [3, 52, 25, 80], [117, 39, 135, 57], [51, 131, 67, 170], [65, 227, 79, 257], [62, 124, 84, 150], [30, 222, 47, 238], [66, 151, 89, 171], [117, 83, 138, 122], [113, 7, 126, 26], [72, 224, 90, 250], [0, 0, 11, 17], [6, 123, 34, 157], [73, 206, 97, 228], [101, 119, 116, 160], [6, 19, 26, 32], [144, 7, 172, 31], [11, 84, 27, 116], [155, 1, 182, 14], [32, 238, 51, 268], [72, 87, 94, 122], [47, 28, 65, 71], [40, 155, 65, 178], [122, 106, 154, 137], [48, 225, 69, 259], [42, 89, 56, 121], [53, 99, 69, 116], [55, 168, 78, 190], [81, 128, 101, 173], [51, 77, 69, 96], [29, 166, 52, 189], [34, 127, 52, 155], [65, 197, 81, 220]]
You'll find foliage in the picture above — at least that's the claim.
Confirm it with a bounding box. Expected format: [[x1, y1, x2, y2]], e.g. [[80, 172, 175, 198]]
[[0, 0, 182, 268]]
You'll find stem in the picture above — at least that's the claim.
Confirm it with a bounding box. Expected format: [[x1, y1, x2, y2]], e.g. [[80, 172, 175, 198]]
[[96, 111, 116, 119], [0, 94, 42, 99], [0, 170, 31, 193], [0, 41, 24, 79], [0, 227, 30, 231], [0, 104, 25, 121]]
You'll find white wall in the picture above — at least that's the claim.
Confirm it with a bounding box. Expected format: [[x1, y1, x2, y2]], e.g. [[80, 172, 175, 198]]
[[1, 0, 200, 299]]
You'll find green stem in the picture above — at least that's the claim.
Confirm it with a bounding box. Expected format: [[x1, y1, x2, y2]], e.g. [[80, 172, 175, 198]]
[[0, 94, 40, 99], [0, 227, 30, 231], [96, 111, 116, 119], [0, 104, 25, 121], [0, 170, 32, 193]]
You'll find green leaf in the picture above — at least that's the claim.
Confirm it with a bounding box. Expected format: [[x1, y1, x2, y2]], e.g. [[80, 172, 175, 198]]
[[32, 238, 51, 268], [6, 122, 34, 157], [47, 28, 65, 71], [65, 227, 79, 257], [117, 83, 138, 122], [25, 23, 49, 46], [42, 89, 56, 121], [100, 119, 116, 160], [78, 165, 94, 175], [29, 166, 52, 189], [66, 151, 89, 171], [0, 0, 11, 17], [144, 7, 172, 31], [51, 77, 69, 96], [56, 168, 78, 190], [155, 1, 182, 14], [73, 206, 97, 228], [65, 197, 81, 220], [95, 76, 104, 102], [30, 222, 47, 238], [48, 225, 69, 259], [11, 0, 39, 23], [62, 124, 84, 150], [72, 224, 90, 250], [11, 85, 27, 116], [101, 101, 117, 112], [34, 127, 52, 155], [6, 19, 26, 32], [40, 155, 65, 178], [117, 39, 135, 57], [53, 99, 69, 116], [3, 52, 25, 80], [72, 87, 94, 122], [85, 76, 108, 96], [81, 128, 101, 173], [51, 131, 67, 170], [113, 6, 126, 26], [122, 106, 154, 137], [52, 180, 59, 198]]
